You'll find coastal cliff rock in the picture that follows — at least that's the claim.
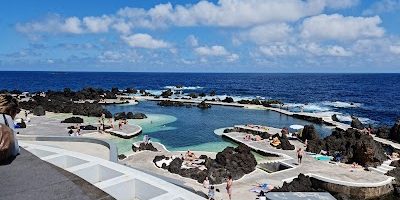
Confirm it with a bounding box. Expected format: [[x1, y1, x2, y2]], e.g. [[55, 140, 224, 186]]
[[132, 143, 158, 152], [351, 116, 364, 129], [61, 117, 83, 123], [390, 119, 400, 143], [197, 101, 211, 109], [32, 106, 45, 116]]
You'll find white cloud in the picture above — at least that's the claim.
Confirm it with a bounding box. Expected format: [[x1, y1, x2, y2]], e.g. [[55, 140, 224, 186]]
[[194, 45, 239, 62], [301, 14, 384, 41], [390, 45, 400, 54], [16, 15, 84, 34], [195, 45, 229, 56], [121, 33, 170, 49], [300, 43, 352, 56], [112, 21, 131, 34], [83, 16, 113, 33], [186, 35, 199, 47], [362, 0, 400, 15], [259, 44, 297, 56], [242, 23, 292, 44], [98, 50, 141, 63]]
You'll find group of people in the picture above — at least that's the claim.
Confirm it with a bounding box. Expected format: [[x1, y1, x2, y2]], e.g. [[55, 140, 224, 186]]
[[202, 175, 233, 200], [97, 113, 129, 133], [68, 123, 81, 136]]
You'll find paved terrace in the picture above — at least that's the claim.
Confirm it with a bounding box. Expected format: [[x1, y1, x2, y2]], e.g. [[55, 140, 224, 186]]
[[222, 131, 394, 188], [136, 96, 352, 130]]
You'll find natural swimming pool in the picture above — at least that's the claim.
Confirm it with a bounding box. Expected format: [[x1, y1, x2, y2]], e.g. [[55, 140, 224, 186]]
[[105, 101, 333, 154]]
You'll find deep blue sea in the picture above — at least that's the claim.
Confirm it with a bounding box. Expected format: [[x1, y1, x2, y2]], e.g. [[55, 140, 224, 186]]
[[1, 71, 399, 126]]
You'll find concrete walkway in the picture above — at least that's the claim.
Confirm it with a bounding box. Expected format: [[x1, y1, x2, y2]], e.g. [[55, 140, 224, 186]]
[[222, 131, 394, 189]]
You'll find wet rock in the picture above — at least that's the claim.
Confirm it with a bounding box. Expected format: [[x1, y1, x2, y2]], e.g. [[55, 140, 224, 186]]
[[332, 114, 340, 122], [61, 117, 84, 123], [32, 106, 45, 116], [351, 116, 364, 129], [132, 143, 158, 152], [114, 112, 126, 120], [197, 101, 211, 109]]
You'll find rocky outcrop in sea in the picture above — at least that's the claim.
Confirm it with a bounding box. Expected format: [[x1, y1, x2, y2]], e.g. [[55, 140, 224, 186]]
[[61, 117, 84, 123]]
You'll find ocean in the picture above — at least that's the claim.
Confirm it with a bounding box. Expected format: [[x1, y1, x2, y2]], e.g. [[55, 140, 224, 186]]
[[1, 71, 399, 126]]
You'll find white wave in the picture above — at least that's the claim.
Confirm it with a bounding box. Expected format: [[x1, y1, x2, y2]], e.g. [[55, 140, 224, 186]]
[[145, 90, 163, 96], [285, 103, 331, 113], [334, 114, 375, 124], [322, 101, 361, 108], [164, 86, 203, 90]]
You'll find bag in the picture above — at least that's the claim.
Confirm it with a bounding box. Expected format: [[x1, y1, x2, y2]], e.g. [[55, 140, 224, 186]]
[[0, 114, 14, 161]]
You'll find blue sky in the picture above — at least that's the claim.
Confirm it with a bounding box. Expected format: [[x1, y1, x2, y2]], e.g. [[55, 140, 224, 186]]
[[0, 0, 400, 72]]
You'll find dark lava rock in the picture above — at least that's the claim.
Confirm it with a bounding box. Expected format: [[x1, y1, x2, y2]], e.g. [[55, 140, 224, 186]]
[[223, 128, 235, 133], [390, 119, 400, 143], [158, 100, 184, 107], [114, 112, 126, 120], [299, 125, 320, 142], [132, 143, 158, 152], [332, 114, 340, 122], [272, 134, 295, 150], [308, 128, 387, 167], [272, 174, 323, 192], [32, 106, 45, 116], [210, 91, 216, 96], [153, 155, 166, 163], [61, 117, 84, 123], [222, 97, 234, 103], [161, 89, 173, 98], [188, 93, 198, 98], [168, 158, 183, 174], [132, 113, 147, 119], [197, 101, 211, 109], [154, 144, 257, 184], [81, 125, 97, 130], [386, 160, 400, 198], [126, 112, 134, 119], [374, 126, 391, 139], [351, 116, 364, 129], [118, 154, 126, 160], [125, 88, 137, 94]]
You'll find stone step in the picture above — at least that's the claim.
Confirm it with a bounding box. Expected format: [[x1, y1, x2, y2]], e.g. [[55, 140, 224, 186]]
[[381, 164, 396, 170], [377, 166, 390, 172]]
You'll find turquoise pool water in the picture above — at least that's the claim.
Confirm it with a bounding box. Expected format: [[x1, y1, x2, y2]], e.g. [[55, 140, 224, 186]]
[[106, 101, 333, 154]]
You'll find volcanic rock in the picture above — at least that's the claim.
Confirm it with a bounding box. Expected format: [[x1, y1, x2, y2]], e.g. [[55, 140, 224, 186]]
[[351, 116, 364, 129], [61, 117, 84, 123], [272, 174, 322, 192], [299, 125, 320, 141], [332, 114, 340, 122], [118, 154, 126, 160], [161, 89, 173, 98], [157, 100, 184, 107], [132, 143, 158, 152], [272, 134, 295, 150], [197, 101, 211, 109], [132, 113, 147, 119], [222, 97, 234, 103], [114, 112, 126, 120], [168, 158, 183, 174], [374, 126, 391, 139], [390, 119, 400, 143], [32, 106, 45, 116]]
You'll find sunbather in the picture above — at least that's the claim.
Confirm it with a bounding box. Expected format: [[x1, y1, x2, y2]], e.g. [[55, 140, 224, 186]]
[[243, 134, 252, 141]]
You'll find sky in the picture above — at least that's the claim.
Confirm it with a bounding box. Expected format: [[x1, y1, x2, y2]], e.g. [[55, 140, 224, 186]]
[[0, 0, 400, 73]]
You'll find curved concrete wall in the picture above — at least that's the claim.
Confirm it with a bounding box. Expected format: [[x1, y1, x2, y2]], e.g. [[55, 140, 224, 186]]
[[17, 135, 118, 163]]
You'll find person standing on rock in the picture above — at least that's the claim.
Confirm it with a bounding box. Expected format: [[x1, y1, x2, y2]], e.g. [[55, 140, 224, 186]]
[[226, 175, 233, 200]]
